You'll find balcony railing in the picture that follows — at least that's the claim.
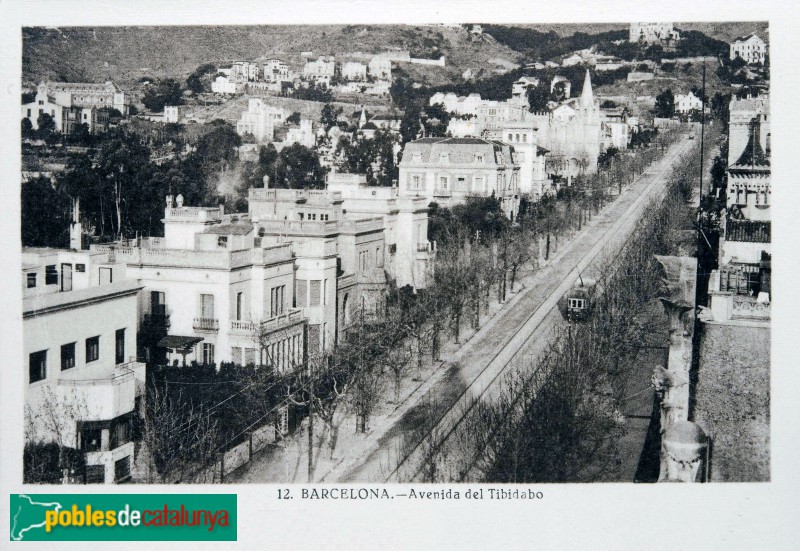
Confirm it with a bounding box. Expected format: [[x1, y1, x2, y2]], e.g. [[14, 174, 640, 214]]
[[230, 309, 304, 335], [230, 320, 257, 333], [193, 317, 219, 331], [261, 309, 304, 333]]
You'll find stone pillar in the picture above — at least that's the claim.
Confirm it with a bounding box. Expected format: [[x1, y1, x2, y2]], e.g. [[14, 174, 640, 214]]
[[659, 421, 708, 483]]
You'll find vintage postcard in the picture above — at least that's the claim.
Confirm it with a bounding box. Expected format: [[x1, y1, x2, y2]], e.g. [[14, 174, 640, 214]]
[[1, 1, 795, 549]]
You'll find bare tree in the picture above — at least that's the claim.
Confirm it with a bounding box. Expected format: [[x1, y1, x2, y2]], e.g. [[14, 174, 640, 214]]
[[140, 384, 220, 483]]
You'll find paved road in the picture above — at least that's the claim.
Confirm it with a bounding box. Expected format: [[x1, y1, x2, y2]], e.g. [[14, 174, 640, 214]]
[[336, 134, 698, 482]]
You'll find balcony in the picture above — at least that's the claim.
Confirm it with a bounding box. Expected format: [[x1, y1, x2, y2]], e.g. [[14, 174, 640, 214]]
[[193, 317, 219, 332], [433, 187, 452, 197], [91, 243, 293, 270], [261, 308, 304, 334], [230, 320, 257, 334], [230, 309, 304, 336], [58, 361, 145, 422]]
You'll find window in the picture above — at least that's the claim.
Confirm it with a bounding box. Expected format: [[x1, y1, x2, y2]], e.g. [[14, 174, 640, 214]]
[[522, 134, 527, 143], [85, 465, 105, 484], [200, 294, 215, 319], [217, 235, 228, 248], [569, 298, 587, 310], [508, 133, 513, 141], [114, 456, 131, 483], [410, 175, 422, 190], [29, 350, 47, 384], [475, 155, 484, 163], [26, 273, 36, 288], [86, 336, 100, 363], [75, 263, 86, 273], [26, 109, 31, 117], [115, 329, 125, 365], [236, 291, 244, 320], [45, 265, 58, 285], [203, 343, 215, 365], [296, 279, 307, 307], [244, 348, 256, 366], [38, 100, 43, 105], [376, 247, 383, 267], [270, 286, 285, 317], [61, 343, 76, 371], [151, 291, 165, 315], [231, 347, 243, 365], [309, 280, 321, 306]]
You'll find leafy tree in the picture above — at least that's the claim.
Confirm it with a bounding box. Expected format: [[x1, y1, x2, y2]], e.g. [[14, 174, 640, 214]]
[[21, 117, 33, 139], [142, 79, 185, 113], [22, 91, 36, 104], [36, 112, 57, 140], [710, 92, 730, 127], [286, 111, 302, 125], [186, 63, 217, 94], [320, 103, 342, 131], [21, 177, 70, 247], [654, 89, 676, 118], [527, 84, 550, 112], [399, 105, 423, 144], [276, 143, 325, 188], [421, 103, 450, 137]]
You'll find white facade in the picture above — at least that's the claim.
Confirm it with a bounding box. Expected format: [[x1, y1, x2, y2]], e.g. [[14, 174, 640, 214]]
[[236, 98, 288, 143], [303, 56, 336, 81], [23, 248, 144, 484], [97, 200, 306, 370], [163, 105, 182, 123], [368, 57, 392, 80], [501, 122, 549, 200], [45, 80, 128, 115], [730, 34, 767, 65], [398, 137, 521, 221], [327, 173, 435, 289], [263, 59, 291, 83], [675, 91, 703, 114], [342, 61, 368, 81], [511, 77, 539, 103], [211, 76, 242, 95], [629, 22, 680, 44], [284, 119, 316, 148], [248, 188, 388, 348]]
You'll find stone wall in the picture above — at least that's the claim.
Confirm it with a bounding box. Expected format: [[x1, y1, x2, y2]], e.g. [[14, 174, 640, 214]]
[[693, 321, 770, 481]]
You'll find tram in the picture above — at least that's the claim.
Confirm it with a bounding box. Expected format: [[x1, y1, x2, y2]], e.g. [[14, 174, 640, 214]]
[[557, 275, 597, 322]]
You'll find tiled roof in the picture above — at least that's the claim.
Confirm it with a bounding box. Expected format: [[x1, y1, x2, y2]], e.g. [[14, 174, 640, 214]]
[[725, 219, 770, 243]]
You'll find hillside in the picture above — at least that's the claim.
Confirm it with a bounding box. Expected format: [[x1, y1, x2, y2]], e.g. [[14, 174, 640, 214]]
[[22, 25, 523, 88], [484, 22, 767, 45]]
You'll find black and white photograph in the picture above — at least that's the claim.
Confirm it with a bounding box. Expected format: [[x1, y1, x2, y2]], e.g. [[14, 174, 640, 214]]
[[1, 1, 796, 549]]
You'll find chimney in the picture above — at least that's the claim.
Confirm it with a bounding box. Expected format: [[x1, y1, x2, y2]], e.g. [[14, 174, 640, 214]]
[[263, 175, 270, 188]]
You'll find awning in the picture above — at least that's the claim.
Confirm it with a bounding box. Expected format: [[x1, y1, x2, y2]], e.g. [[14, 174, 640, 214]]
[[157, 335, 203, 350]]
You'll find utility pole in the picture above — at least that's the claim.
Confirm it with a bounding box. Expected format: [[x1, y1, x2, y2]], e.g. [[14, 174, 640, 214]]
[[699, 62, 707, 200]]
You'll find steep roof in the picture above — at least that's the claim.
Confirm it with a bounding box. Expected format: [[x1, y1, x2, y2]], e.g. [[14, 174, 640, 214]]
[[400, 137, 515, 165], [731, 117, 770, 170], [580, 69, 594, 108]]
